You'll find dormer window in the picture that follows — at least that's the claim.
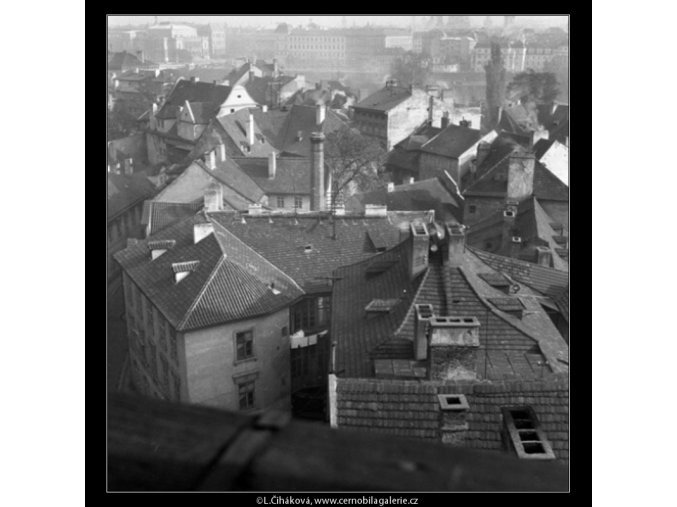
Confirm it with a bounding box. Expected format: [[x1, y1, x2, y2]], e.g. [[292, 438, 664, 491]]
[[172, 261, 200, 284], [503, 210, 515, 218], [303, 244, 313, 253], [512, 236, 522, 243], [365, 298, 399, 314]]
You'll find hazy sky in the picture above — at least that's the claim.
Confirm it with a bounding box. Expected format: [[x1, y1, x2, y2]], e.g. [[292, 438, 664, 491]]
[[108, 15, 568, 30]]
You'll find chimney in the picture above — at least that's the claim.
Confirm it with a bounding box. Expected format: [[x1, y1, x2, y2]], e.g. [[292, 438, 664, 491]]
[[409, 222, 430, 280], [248, 112, 255, 146], [262, 104, 268, 113], [407, 176, 415, 184], [248, 203, 264, 215], [414, 304, 434, 361], [310, 132, 326, 211], [203, 183, 223, 213], [428, 94, 434, 124], [218, 143, 226, 162], [459, 117, 471, 128], [507, 153, 536, 202], [476, 142, 491, 167], [273, 58, 279, 76], [445, 224, 466, 267], [501, 200, 519, 255], [316, 103, 326, 126], [207, 150, 217, 169], [427, 316, 481, 381], [536, 246, 553, 267], [387, 182, 395, 192], [268, 152, 277, 179], [123, 158, 133, 175], [441, 111, 450, 129]]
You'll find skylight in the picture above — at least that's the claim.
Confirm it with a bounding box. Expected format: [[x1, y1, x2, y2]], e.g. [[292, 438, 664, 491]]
[[501, 406, 555, 460]]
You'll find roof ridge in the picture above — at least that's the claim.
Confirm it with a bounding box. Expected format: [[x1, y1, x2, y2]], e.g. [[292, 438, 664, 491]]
[[394, 266, 431, 337], [177, 254, 227, 331], [195, 158, 265, 203], [466, 147, 516, 190], [210, 219, 305, 293]]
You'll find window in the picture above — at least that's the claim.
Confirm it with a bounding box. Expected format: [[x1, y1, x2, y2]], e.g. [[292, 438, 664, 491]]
[[277, 196, 285, 208], [501, 406, 556, 459], [294, 196, 303, 209], [238, 380, 255, 409], [468, 205, 476, 214], [235, 330, 254, 361]]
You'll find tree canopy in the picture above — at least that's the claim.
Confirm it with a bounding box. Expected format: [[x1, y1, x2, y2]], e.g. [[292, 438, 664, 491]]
[[389, 51, 433, 87], [507, 70, 561, 104], [324, 126, 387, 208]]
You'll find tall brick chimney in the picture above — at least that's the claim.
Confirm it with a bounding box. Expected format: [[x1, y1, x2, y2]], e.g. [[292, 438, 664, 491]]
[[427, 316, 481, 381], [248, 112, 255, 146], [409, 222, 430, 280], [445, 224, 466, 267], [310, 132, 326, 211], [507, 153, 535, 202]]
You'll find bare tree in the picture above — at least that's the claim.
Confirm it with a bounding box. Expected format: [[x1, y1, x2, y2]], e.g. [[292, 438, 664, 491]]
[[324, 125, 387, 215]]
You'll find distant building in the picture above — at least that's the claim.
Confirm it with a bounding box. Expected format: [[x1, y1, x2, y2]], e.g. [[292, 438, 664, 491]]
[[352, 81, 455, 150]]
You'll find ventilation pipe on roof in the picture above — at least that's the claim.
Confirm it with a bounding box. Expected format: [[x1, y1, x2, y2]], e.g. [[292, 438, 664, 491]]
[[268, 152, 277, 179]]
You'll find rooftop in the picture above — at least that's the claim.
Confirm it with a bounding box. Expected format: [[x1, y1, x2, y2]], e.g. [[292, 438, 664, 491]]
[[420, 124, 482, 159], [354, 85, 412, 112], [155, 80, 232, 120], [275, 105, 347, 157], [108, 172, 157, 221]]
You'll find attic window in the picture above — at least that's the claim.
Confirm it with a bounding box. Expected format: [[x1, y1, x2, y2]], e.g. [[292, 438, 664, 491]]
[[269, 282, 281, 295], [468, 205, 476, 214], [172, 261, 200, 283], [437, 394, 469, 411], [303, 245, 313, 253], [501, 406, 556, 460], [365, 298, 399, 314], [148, 239, 176, 260], [503, 210, 515, 218], [511, 236, 522, 243]]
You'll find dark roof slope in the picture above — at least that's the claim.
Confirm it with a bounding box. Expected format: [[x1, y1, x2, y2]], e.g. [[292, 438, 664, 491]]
[[420, 124, 481, 159], [114, 214, 303, 331], [156, 80, 232, 120], [208, 211, 421, 291], [275, 105, 347, 157], [234, 156, 311, 195], [354, 86, 412, 111], [108, 173, 157, 221]]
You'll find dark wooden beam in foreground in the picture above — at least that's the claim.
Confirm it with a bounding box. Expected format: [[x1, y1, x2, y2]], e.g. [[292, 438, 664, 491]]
[[108, 393, 568, 492]]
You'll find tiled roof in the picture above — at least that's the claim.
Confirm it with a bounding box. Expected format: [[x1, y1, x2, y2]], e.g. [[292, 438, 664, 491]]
[[553, 284, 569, 323], [156, 80, 232, 120], [468, 246, 569, 298], [108, 51, 146, 72], [216, 109, 277, 157], [114, 214, 303, 331], [152, 158, 265, 211], [208, 211, 426, 291], [143, 201, 205, 236], [533, 138, 556, 160], [350, 178, 463, 223], [336, 376, 569, 462], [354, 86, 412, 111], [249, 109, 289, 148], [466, 198, 569, 270], [275, 105, 347, 157], [332, 238, 569, 380], [108, 173, 157, 221], [462, 142, 569, 202], [420, 124, 481, 159], [184, 102, 220, 124], [233, 155, 312, 195]]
